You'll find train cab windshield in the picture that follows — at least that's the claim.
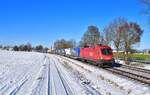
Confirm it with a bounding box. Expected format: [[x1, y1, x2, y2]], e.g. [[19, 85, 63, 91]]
[[101, 48, 112, 55]]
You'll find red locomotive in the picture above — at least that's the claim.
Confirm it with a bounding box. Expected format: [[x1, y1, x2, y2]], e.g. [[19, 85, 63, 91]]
[[80, 45, 114, 66], [54, 45, 114, 67]]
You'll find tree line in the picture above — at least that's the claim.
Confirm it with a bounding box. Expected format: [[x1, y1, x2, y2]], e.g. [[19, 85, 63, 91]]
[[0, 43, 49, 53], [54, 39, 76, 49]]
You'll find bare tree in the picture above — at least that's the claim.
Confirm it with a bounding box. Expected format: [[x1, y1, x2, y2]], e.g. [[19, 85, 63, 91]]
[[54, 39, 67, 49], [54, 39, 76, 49], [35, 45, 43, 52], [81, 25, 100, 47], [120, 22, 143, 64], [67, 39, 76, 48], [104, 18, 143, 64], [3, 45, 11, 50], [18, 43, 32, 51], [13, 45, 19, 51], [104, 17, 127, 60]]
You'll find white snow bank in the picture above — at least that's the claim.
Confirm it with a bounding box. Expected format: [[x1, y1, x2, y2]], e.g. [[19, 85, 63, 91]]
[[56, 55, 150, 95]]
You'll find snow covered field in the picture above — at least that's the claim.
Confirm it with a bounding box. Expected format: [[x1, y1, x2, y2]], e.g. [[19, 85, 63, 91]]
[[0, 50, 149, 95]]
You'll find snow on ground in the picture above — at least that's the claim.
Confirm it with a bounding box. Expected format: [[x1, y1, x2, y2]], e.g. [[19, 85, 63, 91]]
[[55, 55, 150, 95], [143, 64, 150, 70], [0, 50, 47, 95], [0, 50, 149, 95], [0, 50, 100, 95], [50, 56, 101, 95]]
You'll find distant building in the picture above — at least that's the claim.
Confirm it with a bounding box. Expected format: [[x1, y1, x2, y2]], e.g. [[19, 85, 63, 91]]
[[113, 49, 124, 53], [9, 47, 13, 51], [47, 49, 52, 53], [143, 49, 150, 54]]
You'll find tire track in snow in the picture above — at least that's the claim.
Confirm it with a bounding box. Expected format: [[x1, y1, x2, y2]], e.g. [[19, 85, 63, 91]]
[[1, 75, 28, 95], [56, 57, 101, 95], [49, 58, 74, 95], [0, 55, 47, 95], [48, 58, 51, 95], [0, 66, 30, 95], [54, 62, 73, 95], [27, 55, 48, 95], [53, 56, 102, 95], [9, 78, 28, 95]]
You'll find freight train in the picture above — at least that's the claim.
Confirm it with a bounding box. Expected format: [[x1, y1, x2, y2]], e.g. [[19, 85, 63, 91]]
[[52, 45, 114, 66]]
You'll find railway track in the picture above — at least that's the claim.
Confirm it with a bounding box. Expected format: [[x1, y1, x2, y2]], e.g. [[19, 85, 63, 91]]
[[48, 59, 51, 95], [57, 55, 150, 85], [121, 64, 150, 74], [129, 59, 150, 64], [105, 67, 150, 85], [87, 61, 150, 85]]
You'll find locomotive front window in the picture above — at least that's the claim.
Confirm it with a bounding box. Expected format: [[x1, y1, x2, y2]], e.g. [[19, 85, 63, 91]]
[[101, 48, 112, 55]]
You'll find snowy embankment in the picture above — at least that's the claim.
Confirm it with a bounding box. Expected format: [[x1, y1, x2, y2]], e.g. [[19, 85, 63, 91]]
[[55, 55, 150, 95]]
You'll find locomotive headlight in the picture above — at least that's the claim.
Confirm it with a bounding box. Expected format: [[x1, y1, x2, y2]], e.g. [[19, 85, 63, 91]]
[[100, 56, 103, 59]]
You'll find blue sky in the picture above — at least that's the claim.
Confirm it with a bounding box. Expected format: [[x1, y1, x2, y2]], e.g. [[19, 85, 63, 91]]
[[0, 0, 150, 49]]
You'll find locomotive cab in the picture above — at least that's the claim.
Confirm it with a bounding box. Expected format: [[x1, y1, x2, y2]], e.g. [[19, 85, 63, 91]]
[[100, 48, 113, 60], [94, 46, 114, 66], [99, 47, 114, 65]]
